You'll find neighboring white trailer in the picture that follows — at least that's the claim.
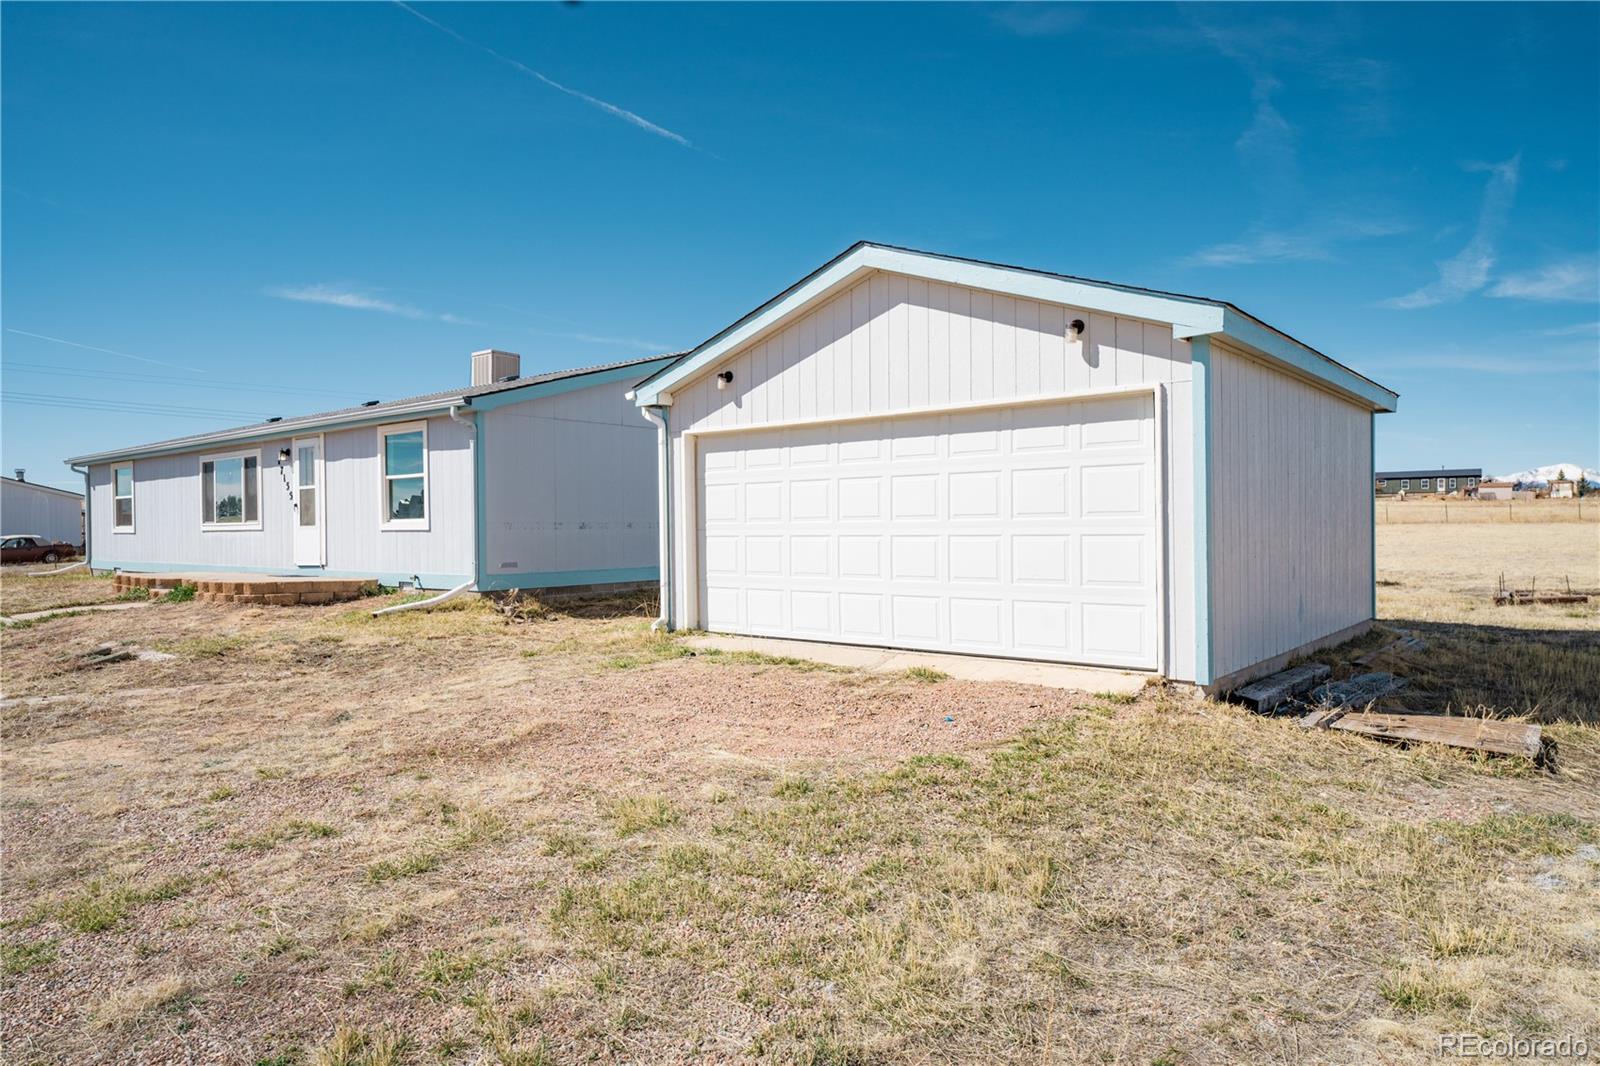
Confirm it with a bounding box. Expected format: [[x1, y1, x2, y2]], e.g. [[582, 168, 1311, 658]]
[[1, 474, 84, 546], [634, 243, 1395, 692]]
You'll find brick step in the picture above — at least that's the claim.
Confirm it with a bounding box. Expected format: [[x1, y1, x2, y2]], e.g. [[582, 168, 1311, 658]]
[[113, 572, 376, 606]]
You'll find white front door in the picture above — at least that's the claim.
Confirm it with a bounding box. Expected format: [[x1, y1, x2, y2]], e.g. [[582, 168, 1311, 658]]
[[292, 436, 324, 567], [695, 394, 1160, 669]]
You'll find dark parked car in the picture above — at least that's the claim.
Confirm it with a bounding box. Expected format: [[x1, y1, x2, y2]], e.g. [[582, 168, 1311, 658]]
[[1, 535, 79, 564]]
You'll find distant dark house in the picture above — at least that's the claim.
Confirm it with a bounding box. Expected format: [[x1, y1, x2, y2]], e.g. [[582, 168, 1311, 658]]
[[1375, 469, 1481, 496]]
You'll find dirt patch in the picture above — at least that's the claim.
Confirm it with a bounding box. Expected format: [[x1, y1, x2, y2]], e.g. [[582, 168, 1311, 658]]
[[2, 547, 1597, 1064]]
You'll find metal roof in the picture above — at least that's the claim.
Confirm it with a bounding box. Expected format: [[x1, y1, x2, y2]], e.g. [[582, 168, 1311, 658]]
[[1376, 469, 1483, 479], [65, 353, 685, 466], [0, 475, 84, 500]]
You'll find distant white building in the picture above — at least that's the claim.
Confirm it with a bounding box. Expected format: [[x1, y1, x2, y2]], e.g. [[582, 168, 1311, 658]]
[[1, 472, 85, 545], [1549, 477, 1576, 499]]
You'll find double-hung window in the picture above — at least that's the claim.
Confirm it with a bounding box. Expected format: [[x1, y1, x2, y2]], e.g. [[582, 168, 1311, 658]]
[[113, 464, 135, 531], [1420, 478, 1432, 491], [200, 450, 261, 529], [1449, 478, 1457, 490], [380, 422, 428, 530], [1401, 479, 1411, 491]]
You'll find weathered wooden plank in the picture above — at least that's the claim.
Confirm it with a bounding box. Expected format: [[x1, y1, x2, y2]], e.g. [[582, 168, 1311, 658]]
[[1236, 663, 1332, 713], [1328, 712, 1544, 761]]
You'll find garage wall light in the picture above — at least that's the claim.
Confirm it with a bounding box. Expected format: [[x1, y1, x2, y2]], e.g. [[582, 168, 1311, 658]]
[[716, 370, 734, 390], [1067, 319, 1085, 339]]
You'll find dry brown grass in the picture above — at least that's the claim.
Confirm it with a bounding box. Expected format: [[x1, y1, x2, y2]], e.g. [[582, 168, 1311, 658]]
[[1372, 522, 1599, 721], [0, 566, 129, 615], [1, 547, 1597, 1063]]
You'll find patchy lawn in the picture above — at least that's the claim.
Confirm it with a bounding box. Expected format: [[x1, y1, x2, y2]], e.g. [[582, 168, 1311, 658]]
[[2, 534, 1597, 1064], [0, 566, 130, 616]]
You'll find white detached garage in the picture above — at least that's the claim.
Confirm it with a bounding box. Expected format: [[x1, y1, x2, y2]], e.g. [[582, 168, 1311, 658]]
[[632, 244, 1398, 692]]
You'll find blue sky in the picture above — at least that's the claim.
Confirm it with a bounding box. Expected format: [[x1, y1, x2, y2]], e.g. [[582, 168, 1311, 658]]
[[4, 2, 1597, 492]]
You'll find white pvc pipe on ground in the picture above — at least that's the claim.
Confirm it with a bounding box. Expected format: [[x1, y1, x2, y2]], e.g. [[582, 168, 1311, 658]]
[[26, 560, 88, 577], [370, 581, 474, 617]]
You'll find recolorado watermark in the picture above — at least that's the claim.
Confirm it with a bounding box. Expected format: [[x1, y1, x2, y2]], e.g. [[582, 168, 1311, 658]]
[[1439, 1034, 1589, 1059]]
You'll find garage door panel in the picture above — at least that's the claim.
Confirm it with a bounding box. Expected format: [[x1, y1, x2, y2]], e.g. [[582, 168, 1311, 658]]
[[696, 395, 1157, 669]]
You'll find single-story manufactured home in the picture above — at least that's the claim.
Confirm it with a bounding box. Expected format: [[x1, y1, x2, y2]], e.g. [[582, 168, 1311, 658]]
[[66, 350, 677, 591], [1376, 468, 1480, 496], [1, 471, 85, 546], [630, 242, 1399, 692]]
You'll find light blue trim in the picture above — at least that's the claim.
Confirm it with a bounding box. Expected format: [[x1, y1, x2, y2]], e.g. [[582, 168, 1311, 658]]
[[471, 358, 678, 413], [1220, 309, 1398, 412], [473, 410, 488, 589], [660, 405, 673, 631], [1369, 413, 1377, 621], [68, 358, 679, 466], [1191, 336, 1213, 686], [475, 566, 659, 592], [91, 560, 471, 590], [69, 408, 457, 466], [635, 244, 1222, 405]]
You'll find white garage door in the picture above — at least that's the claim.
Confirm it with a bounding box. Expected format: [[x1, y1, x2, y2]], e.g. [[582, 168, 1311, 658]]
[[695, 394, 1160, 669]]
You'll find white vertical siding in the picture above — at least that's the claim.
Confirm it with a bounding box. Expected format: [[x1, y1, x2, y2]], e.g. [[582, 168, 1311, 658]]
[[2, 481, 84, 545], [88, 413, 475, 584], [1207, 342, 1372, 680], [89, 443, 295, 570], [322, 414, 475, 582], [666, 268, 1198, 680], [479, 378, 660, 583]]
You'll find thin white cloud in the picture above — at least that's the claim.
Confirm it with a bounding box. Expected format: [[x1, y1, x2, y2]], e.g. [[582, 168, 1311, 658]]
[[530, 329, 669, 353], [988, 3, 1085, 38], [1181, 11, 1399, 269], [1380, 155, 1521, 310], [1371, 350, 1595, 375], [394, 1, 693, 149], [1489, 256, 1600, 304], [3, 327, 205, 373], [1538, 320, 1600, 337], [1187, 216, 1408, 267], [267, 284, 480, 325]]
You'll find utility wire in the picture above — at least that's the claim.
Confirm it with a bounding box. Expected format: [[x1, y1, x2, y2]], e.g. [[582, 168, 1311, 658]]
[[1, 360, 372, 401]]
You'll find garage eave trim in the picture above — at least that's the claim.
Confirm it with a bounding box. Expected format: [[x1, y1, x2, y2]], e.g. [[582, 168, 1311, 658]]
[[632, 243, 1224, 407]]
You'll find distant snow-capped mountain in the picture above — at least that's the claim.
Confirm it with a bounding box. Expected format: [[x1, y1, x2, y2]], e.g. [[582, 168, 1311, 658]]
[[1492, 463, 1600, 487]]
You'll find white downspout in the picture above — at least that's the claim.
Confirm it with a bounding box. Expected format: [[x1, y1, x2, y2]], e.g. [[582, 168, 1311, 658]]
[[371, 580, 473, 617], [639, 404, 672, 631]]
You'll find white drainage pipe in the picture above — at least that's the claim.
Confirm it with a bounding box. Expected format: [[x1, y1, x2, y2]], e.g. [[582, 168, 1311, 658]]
[[371, 581, 474, 617], [27, 560, 88, 577]]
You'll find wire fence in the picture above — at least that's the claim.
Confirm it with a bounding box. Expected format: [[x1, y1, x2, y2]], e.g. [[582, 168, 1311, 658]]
[[1375, 500, 1598, 524]]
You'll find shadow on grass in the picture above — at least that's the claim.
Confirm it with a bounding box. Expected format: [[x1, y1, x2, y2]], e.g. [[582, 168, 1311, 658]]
[[1323, 620, 1599, 724]]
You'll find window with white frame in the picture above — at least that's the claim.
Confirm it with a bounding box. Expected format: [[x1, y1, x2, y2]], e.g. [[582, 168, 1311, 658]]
[[1449, 477, 1457, 490], [113, 464, 135, 530], [1377, 479, 1387, 489], [1402, 479, 1411, 490], [200, 450, 261, 528], [1420, 478, 1432, 490], [379, 422, 428, 529], [1468, 477, 1477, 487]]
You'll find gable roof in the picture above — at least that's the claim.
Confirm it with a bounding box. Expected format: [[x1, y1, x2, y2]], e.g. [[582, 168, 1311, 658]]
[[66, 353, 684, 466], [631, 241, 1398, 413], [1377, 469, 1482, 480], [0, 475, 84, 500]]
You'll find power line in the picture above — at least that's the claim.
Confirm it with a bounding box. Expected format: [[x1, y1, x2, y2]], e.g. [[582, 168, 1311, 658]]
[[2, 392, 271, 420], [1, 360, 372, 401]]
